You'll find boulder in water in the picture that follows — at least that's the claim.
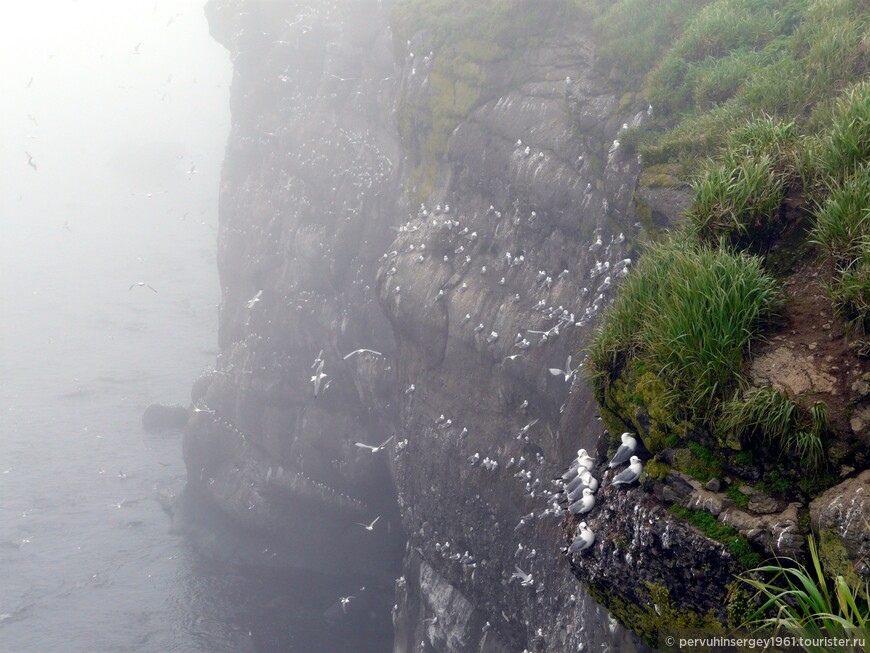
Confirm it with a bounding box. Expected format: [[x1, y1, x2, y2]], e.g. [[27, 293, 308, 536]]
[[142, 403, 189, 430]]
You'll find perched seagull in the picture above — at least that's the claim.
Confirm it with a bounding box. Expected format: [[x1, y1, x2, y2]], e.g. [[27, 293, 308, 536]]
[[129, 281, 158, 293], [576, 449, 595, 471], [612, 456, 643, 485], [310, 360, 327, 398], [548, 355, 577, 382], [342, 348, 382, 360], [405, 384, 415, 394], [568, 488, 596, 515], [608, 432, 638, 468], [566, 522, 595, 554], [354, 435, 394, 453], [25, 152, 37, 170], [356, 516, 380, 531]]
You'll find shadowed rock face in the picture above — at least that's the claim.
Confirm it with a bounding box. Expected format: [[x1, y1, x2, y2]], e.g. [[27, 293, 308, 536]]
[[187, 0, 673, 650], [380, 22, 650, 653], [185, 0, 406, 576]]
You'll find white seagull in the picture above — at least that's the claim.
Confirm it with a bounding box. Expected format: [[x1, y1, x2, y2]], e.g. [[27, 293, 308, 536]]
[[354, 435, 394, 453], [246, 290, 263, 308], [310, 360, 327, 398], [608, 432, 638, 468], [129, 281, 158, 293], [576, 448, 595, 470], [612, 456, 643, 485], [568, 488, 595, 515], [342, 348, 383, 360], [339, 595, 354, 613], [356, 516, 380, 531], [548, 355, 577, 382], [567, 522, 595, 554]]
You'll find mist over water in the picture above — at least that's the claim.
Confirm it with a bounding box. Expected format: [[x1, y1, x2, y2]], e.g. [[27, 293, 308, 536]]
[[0, 3, 373, 651]]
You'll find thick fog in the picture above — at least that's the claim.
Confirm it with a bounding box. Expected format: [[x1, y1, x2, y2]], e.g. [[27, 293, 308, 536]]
[[1, 0, 229, 373], [0, 2, 242, 651]]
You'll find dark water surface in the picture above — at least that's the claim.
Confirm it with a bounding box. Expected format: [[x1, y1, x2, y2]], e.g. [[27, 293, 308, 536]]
[[1, 3, 392, 651]]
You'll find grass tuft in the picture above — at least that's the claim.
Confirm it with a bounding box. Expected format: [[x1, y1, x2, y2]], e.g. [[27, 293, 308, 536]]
[[718, 387, 828, 471], [587, 237, 780, 421], [739, 536, 870, 642]]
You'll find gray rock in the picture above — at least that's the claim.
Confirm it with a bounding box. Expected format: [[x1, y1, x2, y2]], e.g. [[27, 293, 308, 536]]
[[142, 403, 188, 430], [810, 470, 870, 581]]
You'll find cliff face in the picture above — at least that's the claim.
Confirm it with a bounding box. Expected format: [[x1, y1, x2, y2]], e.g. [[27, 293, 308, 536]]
[[380, 14, 652, 651], [184, 0, 729, 650], [186, 0, 406, 576]]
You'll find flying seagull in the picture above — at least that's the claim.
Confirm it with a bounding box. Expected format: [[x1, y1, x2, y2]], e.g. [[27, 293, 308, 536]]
[[612, 455, 643, 486], [608, 432, 638, 468], [342, 348, 382, 360], [549, 355, 577, 382], [354, 435, 394, 453], [25, 152, 37, 171], [129, 281, 158, 293], [310, 360, 327, 398], [339, 595, 354, 613], [356, 515, 380, 531], [246, 289, 263, 308]]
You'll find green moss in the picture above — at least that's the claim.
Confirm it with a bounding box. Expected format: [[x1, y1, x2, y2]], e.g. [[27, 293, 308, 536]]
[[584, 579, 724, 648], [670, 505, 762, 567], [635, 372, 682, 452], [726, 582, 754, 629], [727, 484, 750, 508], [818, 528, 865, 598], [644, 459, 671, 480], [734, 450, 754, 465], [639, 164, 684, 188]]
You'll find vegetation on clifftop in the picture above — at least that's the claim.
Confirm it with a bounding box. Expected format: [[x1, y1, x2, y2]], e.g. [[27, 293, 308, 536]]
[[392, 0, 582, 201], [579, 0, 869, 169]]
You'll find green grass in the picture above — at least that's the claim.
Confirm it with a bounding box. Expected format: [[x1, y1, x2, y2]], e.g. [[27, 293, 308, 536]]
[[670, 505, 762, 567], [818, 80, 870, 182], [586, 237, 780, 421], [718, 387, 828, 471], [740, 536, 870, 648], [727, 484, 750, 508], [580, 0, 870, 167]]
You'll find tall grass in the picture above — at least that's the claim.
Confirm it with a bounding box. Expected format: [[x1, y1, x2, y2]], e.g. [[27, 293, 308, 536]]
[[686, 116, 808, 247], [586, 238, 780, 420], [605, 0, 870, 165], [719, 387, 828, 471], [819, 81, 870, 183], [740, 537, 869, 651]]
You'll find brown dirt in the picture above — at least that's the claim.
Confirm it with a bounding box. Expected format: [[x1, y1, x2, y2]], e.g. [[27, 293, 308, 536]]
[[751, 256, 870, 441]]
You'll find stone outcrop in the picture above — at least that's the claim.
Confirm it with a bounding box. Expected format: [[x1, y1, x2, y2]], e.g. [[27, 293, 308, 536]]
[[810, 470, 870, 586], [142, 403, 189, 429]]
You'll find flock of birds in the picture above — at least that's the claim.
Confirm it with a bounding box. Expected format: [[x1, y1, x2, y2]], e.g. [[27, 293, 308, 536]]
[[187, 10, 659, 650], [562, 433, 643, 555]]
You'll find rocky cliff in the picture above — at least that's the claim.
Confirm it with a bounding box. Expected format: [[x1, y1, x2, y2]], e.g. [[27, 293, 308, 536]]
[[183, 0, 870, 650]]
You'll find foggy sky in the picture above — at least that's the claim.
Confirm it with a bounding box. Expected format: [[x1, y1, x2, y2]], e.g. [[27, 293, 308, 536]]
[[1, 0, 231, 396]]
